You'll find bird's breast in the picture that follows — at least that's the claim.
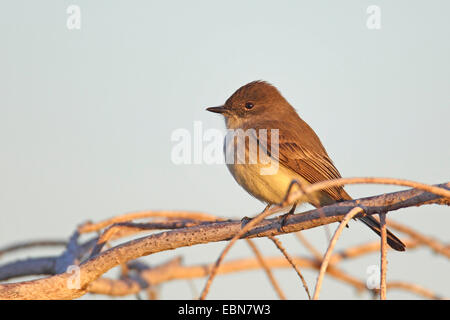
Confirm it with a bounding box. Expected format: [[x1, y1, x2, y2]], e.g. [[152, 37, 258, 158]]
[[224, 134, 311, 204]]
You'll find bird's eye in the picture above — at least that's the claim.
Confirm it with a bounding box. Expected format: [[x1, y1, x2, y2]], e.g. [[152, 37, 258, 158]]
[[245, 102, 254, 110]]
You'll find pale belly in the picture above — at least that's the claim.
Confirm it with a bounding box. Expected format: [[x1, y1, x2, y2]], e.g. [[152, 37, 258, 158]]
[[226, 162, 312, 205], [223, 131, 327, 206]]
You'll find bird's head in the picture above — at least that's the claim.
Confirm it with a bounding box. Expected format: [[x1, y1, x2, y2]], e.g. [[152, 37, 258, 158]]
[[206, 80, 295, 129]]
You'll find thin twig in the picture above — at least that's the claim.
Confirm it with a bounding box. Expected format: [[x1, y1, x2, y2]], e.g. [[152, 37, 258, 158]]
[[293, 231, 367, 294], [90, 220, 211, 257], [78, 210, 221, 234], [387, 282, 443, 299], [288, 177, 450, 205], [0, 240, 67, 258], [312, 207, 364, 300], [379, 213, 388, 300], [387, 220, 450, 258], [245, 239, 286, 300], [186, 280, 198, 300], [269, 236, 311, 299], [329, 238, 419, 265], [199, 204, 276, 300]]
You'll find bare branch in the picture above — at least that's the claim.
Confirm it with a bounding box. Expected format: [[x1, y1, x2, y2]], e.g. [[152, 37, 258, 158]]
[[387, 220, 450, 258], [269, 236, 311, 299], [386, 282, 443, 299], [199, 204, 275, 300], [313, 207, 364, 300], [245, 239, 286, 300], [0, 240, 67, 258], [78, 211, 222, 234], [379, 213, 388, 300], [86, 254, 444, 300], [0, 181, 448, 299], [287, 178, 450, 205]]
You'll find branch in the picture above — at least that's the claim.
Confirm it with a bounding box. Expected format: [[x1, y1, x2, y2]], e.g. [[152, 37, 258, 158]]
[[86, 252, 444, 300], [0, 182, 448, 299], [269, 236, 310, 299], [312, 207, 363, 300], [0, 240, 67, 258], [379, 213, 388, 300], [245, 239, 286, 300]]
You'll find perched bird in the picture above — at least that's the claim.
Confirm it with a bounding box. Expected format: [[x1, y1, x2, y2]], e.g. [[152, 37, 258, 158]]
[[206, 80, 405, 251]]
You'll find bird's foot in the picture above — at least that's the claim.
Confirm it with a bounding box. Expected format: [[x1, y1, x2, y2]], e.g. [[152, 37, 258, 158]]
[[240, 216, 252, 227], [279, 212, 293, 233], [278, 203, 297, 232]]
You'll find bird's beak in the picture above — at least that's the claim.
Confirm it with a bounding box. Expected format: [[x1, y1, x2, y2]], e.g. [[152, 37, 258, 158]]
[[206, 105, 228, 114]]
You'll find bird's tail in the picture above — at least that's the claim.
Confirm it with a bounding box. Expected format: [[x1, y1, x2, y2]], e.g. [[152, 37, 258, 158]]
[[358, 215, 406, 251]]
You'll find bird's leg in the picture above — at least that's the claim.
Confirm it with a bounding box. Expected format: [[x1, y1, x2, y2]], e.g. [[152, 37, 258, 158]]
[[279, 203, 297, 232], [282, 179, 304, 206], [241, 204, 272, 227], [277, 179, 304, 232]]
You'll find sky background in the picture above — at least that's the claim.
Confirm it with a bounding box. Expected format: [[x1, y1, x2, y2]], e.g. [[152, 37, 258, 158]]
[[0, 0, 449, 299]]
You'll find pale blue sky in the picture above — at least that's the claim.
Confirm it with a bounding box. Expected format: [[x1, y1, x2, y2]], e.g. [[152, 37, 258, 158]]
[[0, 1, 449, 299]]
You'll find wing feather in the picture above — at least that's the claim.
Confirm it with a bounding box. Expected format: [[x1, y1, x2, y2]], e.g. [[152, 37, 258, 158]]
[[246, 120, 351, 202]]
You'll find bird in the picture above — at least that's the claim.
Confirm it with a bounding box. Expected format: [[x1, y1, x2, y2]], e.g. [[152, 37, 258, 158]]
[[206, 80, 405, 251]]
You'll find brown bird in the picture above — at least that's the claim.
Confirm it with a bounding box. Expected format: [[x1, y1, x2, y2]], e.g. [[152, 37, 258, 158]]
[[207, 80, 405, 251]]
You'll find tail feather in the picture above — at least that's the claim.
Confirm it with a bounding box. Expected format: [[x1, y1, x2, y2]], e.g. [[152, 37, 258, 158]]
[[359, 215, 406, 251]]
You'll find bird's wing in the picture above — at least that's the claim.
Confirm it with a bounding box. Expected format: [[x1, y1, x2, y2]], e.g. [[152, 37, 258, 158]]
[[248, 120, 351, 202]]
